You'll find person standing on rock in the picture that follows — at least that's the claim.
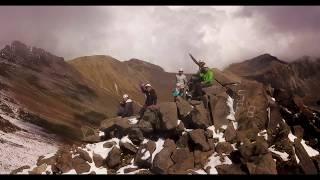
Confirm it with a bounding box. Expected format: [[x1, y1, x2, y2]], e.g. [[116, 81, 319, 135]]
[[138, 83, 158, 120], [176, 68, 188, 99], [117, 94, 134, 118], [188, 54, 214, 110]]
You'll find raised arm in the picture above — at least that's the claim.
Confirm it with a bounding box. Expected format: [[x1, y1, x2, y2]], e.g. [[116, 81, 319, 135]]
[[189, 53, 200, 67]]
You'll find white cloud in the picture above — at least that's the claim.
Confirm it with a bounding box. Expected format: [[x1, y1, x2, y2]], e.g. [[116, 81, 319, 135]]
[[1, 6, 320, 73]]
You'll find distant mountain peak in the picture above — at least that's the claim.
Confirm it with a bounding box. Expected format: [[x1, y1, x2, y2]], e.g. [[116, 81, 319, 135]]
[[250, 53, 287, 65]]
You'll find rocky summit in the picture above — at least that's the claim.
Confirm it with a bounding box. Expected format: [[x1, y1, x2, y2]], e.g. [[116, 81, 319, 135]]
[[1, 41, 319, 175]]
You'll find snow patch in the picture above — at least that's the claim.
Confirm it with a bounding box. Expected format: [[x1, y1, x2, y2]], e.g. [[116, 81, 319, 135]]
[[207, 125, 226, 143], [128, 117, 139, 125], [84, 138, 120, 159], [141, 150, 151, 160], [268, 146, 289, 161], [226, 96, 235, 121], [99, 131, 105, 137], [220, 125, 227, 130], [194, 169, 207, 174], [120, 135, 135, 145], [142, 139, 149, 144], [151, 138, 165, 162], [177, 120, 181, 126], [204, 153, 232, 174], [288, 132, 319, 157], [64, 169, 77, 174], [117, 159, 138, 174], [258, 129, 268, 141]]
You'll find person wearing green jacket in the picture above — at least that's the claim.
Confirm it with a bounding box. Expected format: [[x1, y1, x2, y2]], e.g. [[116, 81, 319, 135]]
[[188, 54, 215, 101], [199, 67, 214, 87]]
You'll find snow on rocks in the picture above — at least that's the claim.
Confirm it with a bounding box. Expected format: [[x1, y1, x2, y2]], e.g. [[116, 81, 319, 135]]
[[207, 125, 226, 143], [177, 120, 181, 126], [258, 129, 268, 141], [151, 138, 165, 162], [226, 96, 235, 121], [204, 153, 232, 174], [128, 117, 139, 125], [98, 131, 105, 137], [141, 150, 151, 160], [268, 145, 289, 161], [288, 132, 319, 157]]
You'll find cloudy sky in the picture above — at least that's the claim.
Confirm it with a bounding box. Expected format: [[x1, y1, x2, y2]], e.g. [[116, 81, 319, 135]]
[[0, 6, 320, 73]]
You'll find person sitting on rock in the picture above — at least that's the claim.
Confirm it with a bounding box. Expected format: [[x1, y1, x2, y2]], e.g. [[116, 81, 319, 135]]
[[172, 82, 184, 101], [138, 83, 158, 120], [117, 94, 134, 118]]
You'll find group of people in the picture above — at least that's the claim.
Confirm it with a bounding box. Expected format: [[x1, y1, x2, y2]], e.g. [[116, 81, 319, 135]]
[[117, 56, 214, 119]]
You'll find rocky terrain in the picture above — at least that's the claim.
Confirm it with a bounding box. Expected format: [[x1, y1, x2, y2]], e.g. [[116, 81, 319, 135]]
[[13, 66, 320, 175], [226, 54, 320, 110], [0, 41, 121, 139], [1, 41, 319, 175], [69, 56, 188, 105]]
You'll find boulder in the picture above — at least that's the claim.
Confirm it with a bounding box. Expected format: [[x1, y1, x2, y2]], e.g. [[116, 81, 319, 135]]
[[189, 104, 211, 129], [106, 147, 121, 169], [215, 164, 246, 175], [211, 95, 230, 129], [128, 127, 144, 145], [120, 141, 138, 154], [176, 96, 193, 118], [193, 150, 215, 168], [92, 152, 104, 168], [100, 117, 134, 138], [124, 167, 139, 173], [134, 140, 156, 168], [175, 120, 185, 135], [141, 108, 162, 131], [137, 119, 154, 134], [37, 154, 56, 166], [246, 153, 277, 174], [293, 125, 304, 139], [235, 80, 269, 131], [267, 100, 283, 135], [311, 155, 320, 173], [215, 142, 233, 155], [136, 169, 153, 174], [158, 102, 178, 131], [30, 164, 47, 174], [224, 121, 237, 143], [81, 126, 101, 143], [189, 129, 210, 152], [55, 150, 73, 173], [293, 138, 318, 174], [77, 148, 92, 163], [163, 139, 176, 152], [236, 118, 260, 143], [239, 138, 269, 162], [176, 133, 190, 149], [152, 147, 175, 174], [10, 165, 30, 174], [208, 139, 215, 151], [168, 148, 194, 174], [72, 156, 91, 174]]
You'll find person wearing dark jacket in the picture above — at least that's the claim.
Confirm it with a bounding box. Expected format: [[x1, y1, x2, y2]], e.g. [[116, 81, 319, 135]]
[[117, 94, 134, 118], [138, 83, 157, 119]]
